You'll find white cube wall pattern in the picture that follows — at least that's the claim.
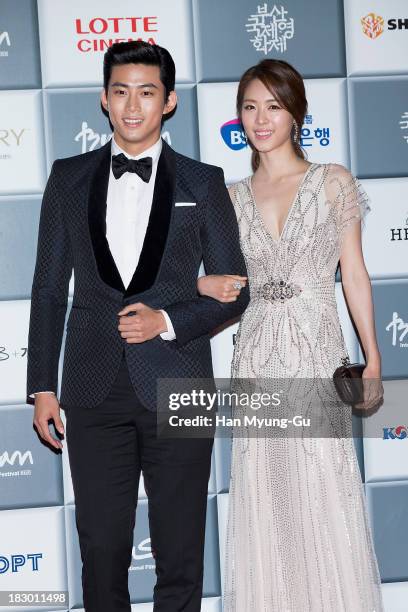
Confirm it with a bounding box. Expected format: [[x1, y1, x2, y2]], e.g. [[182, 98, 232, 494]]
[[0, 91, 46, 195], [0, 0, 407, 609]]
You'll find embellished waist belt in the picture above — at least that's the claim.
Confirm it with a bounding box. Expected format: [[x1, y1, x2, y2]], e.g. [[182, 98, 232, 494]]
[[259, 279, 302, 303], [255, 279, 334, 304]]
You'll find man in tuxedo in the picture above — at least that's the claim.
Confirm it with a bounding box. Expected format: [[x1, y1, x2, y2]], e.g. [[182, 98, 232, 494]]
[[27, 41, 248, 611]]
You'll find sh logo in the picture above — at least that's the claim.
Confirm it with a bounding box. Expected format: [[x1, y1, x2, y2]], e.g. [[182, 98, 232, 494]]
[[220, 119, 247, 151]]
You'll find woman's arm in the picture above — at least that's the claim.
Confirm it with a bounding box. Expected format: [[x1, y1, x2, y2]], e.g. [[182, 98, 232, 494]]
[[339, 220, 383, 407], [197, 274, 247, 302], [339, 222, 380, 372]]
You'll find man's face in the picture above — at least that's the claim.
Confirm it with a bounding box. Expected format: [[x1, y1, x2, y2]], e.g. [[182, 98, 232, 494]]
[[101, 63, 177, 154]]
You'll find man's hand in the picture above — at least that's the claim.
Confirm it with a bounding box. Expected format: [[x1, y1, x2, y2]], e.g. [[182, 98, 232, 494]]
[[33, 394, 64, 450], [117, 302, 167, 343]]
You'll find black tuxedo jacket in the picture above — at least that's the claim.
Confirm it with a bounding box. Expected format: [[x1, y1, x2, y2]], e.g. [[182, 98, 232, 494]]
[[26, 139, 249, 410]]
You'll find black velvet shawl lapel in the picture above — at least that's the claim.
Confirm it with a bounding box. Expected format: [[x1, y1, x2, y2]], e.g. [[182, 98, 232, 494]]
[[87, 139, 175, 296], [124, 139, 175, 297], [88, 141, 125, 292]]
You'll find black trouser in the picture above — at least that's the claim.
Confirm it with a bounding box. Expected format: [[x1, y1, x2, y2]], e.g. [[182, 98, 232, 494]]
[[65, 356, 214, 612]]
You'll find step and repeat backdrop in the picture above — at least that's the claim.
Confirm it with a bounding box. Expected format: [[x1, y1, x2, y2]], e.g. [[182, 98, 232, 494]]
[[0, 0, 408, 610]]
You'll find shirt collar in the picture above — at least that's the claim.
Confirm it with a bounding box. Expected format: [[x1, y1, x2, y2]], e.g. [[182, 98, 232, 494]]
[[111, 135, 162, 164]]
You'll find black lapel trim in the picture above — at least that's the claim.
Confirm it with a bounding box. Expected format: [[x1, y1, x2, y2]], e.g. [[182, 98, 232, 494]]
[[88, 141, 126, 293], [125, 140, 176, 297]]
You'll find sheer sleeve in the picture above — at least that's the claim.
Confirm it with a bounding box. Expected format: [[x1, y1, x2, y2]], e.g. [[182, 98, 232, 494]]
[[227, 182, 240, 221], [227, 183, 238, 203], [324, 163, 371, 239]]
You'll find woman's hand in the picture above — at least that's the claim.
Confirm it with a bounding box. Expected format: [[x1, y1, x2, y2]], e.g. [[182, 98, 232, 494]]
[[355, 360, 384, 413], [197, 274, 247, 302]]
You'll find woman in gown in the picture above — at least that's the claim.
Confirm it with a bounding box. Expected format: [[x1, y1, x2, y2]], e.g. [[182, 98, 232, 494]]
[[197, 59, 385, 611]]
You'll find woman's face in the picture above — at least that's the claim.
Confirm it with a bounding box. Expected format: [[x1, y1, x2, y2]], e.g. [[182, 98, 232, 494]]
[[240, 78, 294, 155]]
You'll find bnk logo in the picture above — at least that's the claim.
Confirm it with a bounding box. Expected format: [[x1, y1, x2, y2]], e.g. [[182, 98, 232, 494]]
[[220, 119, 247, 151], [383, 425, 407, 440]]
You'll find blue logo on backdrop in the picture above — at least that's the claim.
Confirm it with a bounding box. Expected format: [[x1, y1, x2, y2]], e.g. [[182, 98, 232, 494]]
[[0, 553, 43, 573], [220, 115, 331, 150], [301, 115, 331, 147], [383, 425, 408, 440], [220, 119, 247, 151]]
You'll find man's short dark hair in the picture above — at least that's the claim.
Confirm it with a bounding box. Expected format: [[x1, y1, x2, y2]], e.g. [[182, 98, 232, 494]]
[[103, 41, 176, 101]]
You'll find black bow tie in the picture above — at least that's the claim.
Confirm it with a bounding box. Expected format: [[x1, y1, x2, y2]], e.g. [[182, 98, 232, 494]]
[[111, 153, 153, 182]]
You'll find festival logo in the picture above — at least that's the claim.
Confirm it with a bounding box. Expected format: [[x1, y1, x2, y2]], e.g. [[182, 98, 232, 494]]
[[246, 4, 294, 54], [74, 121, 111, 153], [0, 450, 33, 468], [385, 312, 408, 348]]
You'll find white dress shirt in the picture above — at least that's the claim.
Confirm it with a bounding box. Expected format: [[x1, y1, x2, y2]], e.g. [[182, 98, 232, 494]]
[[33, 135, 175, 398], [108, 136, 175, 340]]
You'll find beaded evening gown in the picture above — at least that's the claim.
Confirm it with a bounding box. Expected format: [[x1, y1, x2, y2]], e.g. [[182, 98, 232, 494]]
[[223, 163, 384, 612]]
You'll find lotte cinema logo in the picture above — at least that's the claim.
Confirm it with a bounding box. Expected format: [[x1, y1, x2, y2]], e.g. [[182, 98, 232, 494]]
[[74, 15, 158, 52]]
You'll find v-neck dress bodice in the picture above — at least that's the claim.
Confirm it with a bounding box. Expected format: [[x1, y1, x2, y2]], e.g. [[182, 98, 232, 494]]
[[247, 162, 316, 243], [223, 162, 384, 612], [230, 162, 369, 379]]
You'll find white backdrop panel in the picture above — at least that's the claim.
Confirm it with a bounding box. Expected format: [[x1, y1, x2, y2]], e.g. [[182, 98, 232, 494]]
[[344, 0, 408, 76], [364, 379, 408, 483], [0, 300, 30, 404], [0, 506, 67, 592], [361, 178, 408, 279], [0, 91, 45, 195], [38, 0, 195, 87]]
